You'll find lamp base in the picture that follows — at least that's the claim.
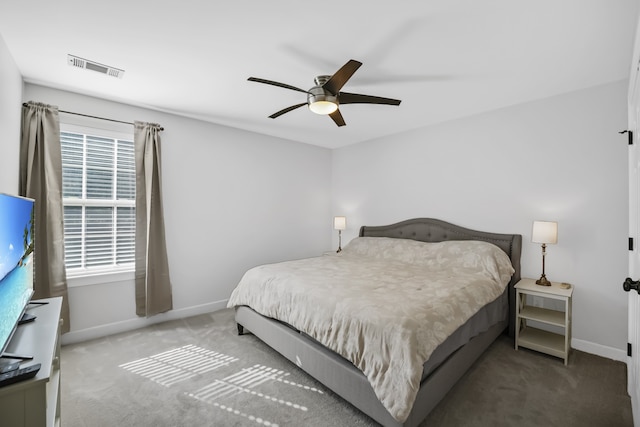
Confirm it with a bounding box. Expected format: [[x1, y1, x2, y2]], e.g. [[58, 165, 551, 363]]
[[536, 275, 552, 286]]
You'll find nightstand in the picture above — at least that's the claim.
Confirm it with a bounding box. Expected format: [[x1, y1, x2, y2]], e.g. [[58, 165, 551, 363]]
[[515, 278, 573, 365]]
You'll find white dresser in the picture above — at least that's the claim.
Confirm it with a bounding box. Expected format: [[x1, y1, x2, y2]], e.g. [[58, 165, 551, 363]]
[[0, 297, 62, 426]]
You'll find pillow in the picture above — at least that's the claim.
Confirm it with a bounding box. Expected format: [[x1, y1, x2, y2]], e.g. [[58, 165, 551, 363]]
[[342, 237, 514, 285], [341, 236, 436, 263]]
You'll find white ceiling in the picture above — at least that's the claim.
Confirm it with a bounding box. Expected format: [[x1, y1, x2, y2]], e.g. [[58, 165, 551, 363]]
[[1, 1, 638, 149]]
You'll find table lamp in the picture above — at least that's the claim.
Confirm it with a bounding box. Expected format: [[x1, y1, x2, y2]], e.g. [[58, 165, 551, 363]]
[[532, 220, 558, 286], [334, 216, 346, 253]]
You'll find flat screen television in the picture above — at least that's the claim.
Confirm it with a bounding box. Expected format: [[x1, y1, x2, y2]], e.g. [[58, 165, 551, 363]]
[[0, 193, 34, 357]]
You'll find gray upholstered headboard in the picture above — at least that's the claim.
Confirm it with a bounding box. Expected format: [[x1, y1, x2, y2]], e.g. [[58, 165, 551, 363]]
[[359, 218, 522, 337]]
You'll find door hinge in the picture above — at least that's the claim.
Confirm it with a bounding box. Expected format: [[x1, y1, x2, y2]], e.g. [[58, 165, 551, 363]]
[[629, 342, 632, 357], [630, 237, 634, 251], [620, 130, 634, 145]]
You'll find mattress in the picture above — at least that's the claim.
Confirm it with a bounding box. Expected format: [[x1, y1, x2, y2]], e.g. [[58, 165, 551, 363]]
[[279, 286, 508, 382], [227, 237, 514, 422]]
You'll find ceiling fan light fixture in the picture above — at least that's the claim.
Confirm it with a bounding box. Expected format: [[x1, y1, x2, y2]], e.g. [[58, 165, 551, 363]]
[[309, 100, 338, 115], [308, 89, 338, 115]]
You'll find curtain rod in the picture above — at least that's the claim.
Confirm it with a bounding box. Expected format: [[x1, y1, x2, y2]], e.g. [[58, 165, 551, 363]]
[[21, 103, 164, 131]]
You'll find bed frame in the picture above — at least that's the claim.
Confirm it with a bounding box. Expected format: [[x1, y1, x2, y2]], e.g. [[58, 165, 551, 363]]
[[235, 218, 522, 427]]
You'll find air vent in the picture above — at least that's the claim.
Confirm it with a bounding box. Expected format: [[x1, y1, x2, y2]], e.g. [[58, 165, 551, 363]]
[[67, 55, 124, 79]]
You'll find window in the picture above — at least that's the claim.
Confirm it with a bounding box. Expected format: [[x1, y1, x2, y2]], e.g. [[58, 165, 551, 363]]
[[60, 124, 135, 278]]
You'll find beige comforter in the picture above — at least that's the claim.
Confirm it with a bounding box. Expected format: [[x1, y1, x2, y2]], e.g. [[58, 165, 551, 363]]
[[227, 237, 515, 422]]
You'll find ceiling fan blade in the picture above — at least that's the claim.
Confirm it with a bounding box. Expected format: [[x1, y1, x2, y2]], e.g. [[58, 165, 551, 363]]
[[323, 60, 362, 95], [269, 102, 308, 119], [329, 109, 346, 127], [248, 77, 309, 94], [338, 92, 401, 106]]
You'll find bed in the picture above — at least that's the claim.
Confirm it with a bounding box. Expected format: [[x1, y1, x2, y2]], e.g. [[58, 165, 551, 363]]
[[227, 218, 522, 427]]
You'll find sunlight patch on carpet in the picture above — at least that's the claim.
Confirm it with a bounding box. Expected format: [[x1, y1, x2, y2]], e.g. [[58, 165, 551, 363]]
[[186, 363, 326, 426], [119, 344, 239, 387], [206, 401, 280, 427], [119, 346, 327, 425]]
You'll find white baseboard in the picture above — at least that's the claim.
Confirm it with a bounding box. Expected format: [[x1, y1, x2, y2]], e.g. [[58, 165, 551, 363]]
[[61, 299, 229, 345], [572, 338, 627, 362], [62, 304, 629, 365]]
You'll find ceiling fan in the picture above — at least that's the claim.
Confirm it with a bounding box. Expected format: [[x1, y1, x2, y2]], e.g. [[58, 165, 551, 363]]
[[248, 59, 401, 127]]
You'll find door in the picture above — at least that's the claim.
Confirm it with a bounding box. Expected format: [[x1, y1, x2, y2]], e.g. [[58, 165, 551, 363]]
[[628, 64, 640, 426]]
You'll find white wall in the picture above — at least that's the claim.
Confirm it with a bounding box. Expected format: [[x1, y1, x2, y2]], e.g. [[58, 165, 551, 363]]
[[0, 33, 23, 194], [0, 41, 630, 359], [21, 84, 333, 343], [332, 80, 629, 360]]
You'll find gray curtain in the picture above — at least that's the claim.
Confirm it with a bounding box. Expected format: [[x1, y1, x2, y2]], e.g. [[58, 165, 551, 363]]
[[134, 121, 173, 316], [19, 102, 70, 333]]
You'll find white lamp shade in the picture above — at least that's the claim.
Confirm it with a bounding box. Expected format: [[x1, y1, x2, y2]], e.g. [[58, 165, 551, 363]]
[[334, 216, 346, 230], [532, 221, 558, 244]]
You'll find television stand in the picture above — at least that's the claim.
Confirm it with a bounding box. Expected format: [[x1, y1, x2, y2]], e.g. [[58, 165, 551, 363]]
[[17, 301, 51, 326], [0, 297, 62, 426], [27, 301, 49, 306], [18, 313, 36, 325]]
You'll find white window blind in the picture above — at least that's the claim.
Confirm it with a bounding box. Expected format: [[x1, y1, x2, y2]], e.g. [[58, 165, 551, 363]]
[[61, 124, 135, 276]]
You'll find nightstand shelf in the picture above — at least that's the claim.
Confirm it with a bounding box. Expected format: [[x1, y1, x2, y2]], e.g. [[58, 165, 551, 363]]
[[515, 278, 573, 365], [518, 306, 566, 327], [518, 327, 565, 359]]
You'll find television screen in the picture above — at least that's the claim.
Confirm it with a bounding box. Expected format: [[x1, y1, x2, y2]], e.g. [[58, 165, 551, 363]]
[[0, 193, 34, 356]]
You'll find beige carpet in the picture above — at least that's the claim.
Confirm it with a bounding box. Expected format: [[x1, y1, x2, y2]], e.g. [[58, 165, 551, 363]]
[[61, 308, 632, 426]]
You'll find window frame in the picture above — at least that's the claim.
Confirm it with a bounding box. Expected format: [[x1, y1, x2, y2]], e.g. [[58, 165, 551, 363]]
[[60, 120, 136, 287]]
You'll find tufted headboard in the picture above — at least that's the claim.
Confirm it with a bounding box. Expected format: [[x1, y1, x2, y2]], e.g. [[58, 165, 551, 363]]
[[359, 218, 522, 337]]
